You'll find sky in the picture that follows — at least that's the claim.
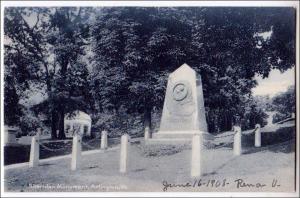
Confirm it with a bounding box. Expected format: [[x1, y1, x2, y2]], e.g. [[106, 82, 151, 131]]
[[252, 67, 295, 97], [251, 26, 295, 98]]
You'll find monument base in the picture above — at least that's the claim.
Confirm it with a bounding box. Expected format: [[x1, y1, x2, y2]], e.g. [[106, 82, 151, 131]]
[[145, 138, 192, 145], [145, 130, 213, 145]]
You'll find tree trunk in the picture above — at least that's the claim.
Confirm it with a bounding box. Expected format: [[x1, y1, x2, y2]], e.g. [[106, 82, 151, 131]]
[[58, 106, 66, 139], [51, 110, 58, 139], [224, 111, 229, 131], [229, 113, 233, 131], [215, 112, 220, 133], [57, 59, 68, 140], [144, 107, 152, 132]]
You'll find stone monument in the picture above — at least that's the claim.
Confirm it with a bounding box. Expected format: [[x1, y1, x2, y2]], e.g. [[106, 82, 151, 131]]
[[150, 63, 209, 143], [4, 126, 18, 146]]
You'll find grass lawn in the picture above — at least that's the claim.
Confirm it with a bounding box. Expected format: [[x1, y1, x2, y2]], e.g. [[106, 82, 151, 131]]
[[4, 131, 295, 192]]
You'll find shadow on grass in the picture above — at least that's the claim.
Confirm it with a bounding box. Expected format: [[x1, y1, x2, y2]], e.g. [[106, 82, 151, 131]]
[[39, 163, 54, 167], [203, 155, 236, 176], [4, 137, 116, 166], [202, 171, 217, 177], [4, 145, 30, 165], [133, 168, 146, 172], [82, 165, 99, 170], [214, 142, 233, 149], [242, 126, 295, 155]]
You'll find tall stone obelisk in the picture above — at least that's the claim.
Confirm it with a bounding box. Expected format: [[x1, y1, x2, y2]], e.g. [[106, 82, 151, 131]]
[[151, 63, 208, 141]]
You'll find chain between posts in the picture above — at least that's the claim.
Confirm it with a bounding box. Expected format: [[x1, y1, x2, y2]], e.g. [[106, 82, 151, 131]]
[[212, 126, 287, 151], [212, 126, 258, 149], [243, 139, 294, 153], [212, 132, 236, 149], [38, 141, 72, 152], [81, 140, 99, 150], [37, 138, 100, 152], [242, 126, 259, 135], [40, 139, 72, 144], [81, 137, 101, 149], [214, 126, 259, 139], [84, 138, 99, 145]]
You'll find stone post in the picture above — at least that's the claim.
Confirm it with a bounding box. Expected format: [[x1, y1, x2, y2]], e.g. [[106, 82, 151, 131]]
[[71, 134, 82, 171], [4, 127, 18, 145], [119, 134, 129, 174], [233, 126, 242, 156], [191, 133, 202, 177], [144, 127, 151, 140], [80, 125, 84, 136], [29, 133, 40, 168], [101, 130, 108, 150], [255, 124, 261, 147]]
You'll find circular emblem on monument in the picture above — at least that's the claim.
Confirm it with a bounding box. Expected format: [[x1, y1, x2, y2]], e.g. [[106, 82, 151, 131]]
[[172, 82, 189, 101]]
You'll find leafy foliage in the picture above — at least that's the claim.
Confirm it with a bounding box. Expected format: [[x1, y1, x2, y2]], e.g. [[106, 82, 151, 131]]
[[4, 7, 92, 138], [18, 107, 43, 136], [89, 7, 295, 132], [4, 7, 295, 135], [272, 85, 295, 123], [92, 107, 144, 138]]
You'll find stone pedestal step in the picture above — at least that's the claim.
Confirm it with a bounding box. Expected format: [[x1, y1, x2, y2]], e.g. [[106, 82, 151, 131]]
[[152, 131, 214, 140], [144, 138, 192, 145]]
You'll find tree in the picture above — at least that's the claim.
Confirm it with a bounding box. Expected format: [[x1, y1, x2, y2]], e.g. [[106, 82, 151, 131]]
[[3, 63, 23, 126], [90, 8, 193, 131], [5, 7, 295, 135], [90, 7, 295, 133], [272, 85, 295, 123], [4, 7, 91, 139]]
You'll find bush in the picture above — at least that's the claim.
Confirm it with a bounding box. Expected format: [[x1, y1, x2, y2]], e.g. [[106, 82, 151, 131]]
[[91, 107, 144, 138], [19, 108, 43, 136]]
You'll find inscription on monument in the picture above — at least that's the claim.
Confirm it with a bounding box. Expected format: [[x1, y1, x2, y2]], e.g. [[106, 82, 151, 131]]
[[173, 82, 189, 101], [166, 80, 195, 117], [156, 63, 208, 134]]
